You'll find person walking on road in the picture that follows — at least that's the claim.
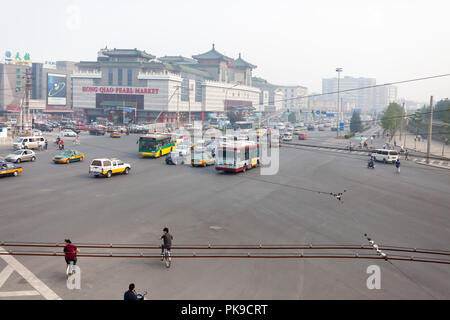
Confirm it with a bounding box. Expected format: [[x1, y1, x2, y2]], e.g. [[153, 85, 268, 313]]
[[405, 150, 409, 160], [74, 134, 80, 145], [160, 227, 173, 260], [44, 138, 48, 150], [395, 159, 401, 173]]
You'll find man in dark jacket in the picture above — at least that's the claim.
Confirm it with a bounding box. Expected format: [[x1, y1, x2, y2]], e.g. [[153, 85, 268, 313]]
[[124, 283, 138, 300]]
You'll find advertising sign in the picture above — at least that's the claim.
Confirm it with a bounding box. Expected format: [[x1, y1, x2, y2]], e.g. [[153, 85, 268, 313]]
[[339, 122, 345, 131], [47, 73, 67, 106]]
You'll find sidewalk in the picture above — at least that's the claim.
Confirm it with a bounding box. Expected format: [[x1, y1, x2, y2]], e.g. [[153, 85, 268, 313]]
[[391, 131, 449, 159]]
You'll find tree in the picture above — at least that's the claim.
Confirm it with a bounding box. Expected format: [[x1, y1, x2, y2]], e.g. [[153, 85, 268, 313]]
[[434, 99, 450, 123], [288, 112, 296, 123], [381, 103, 404, 141], [350, 111, 362, 133]]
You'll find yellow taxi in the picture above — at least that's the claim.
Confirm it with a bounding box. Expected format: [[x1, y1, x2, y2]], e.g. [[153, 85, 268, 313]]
[[53, 150, 86, 164], [0, 161, 22, 177]]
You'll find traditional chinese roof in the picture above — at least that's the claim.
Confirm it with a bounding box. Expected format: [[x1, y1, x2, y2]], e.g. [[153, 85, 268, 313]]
[[158, 56, 197, 64], [234, 53, 257, 69], [192, 44, 233, 62], [102, 48, 155, 60]]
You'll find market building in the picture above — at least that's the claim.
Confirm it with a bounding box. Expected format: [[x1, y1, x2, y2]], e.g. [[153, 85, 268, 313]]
[[71, 46, 261, 124]]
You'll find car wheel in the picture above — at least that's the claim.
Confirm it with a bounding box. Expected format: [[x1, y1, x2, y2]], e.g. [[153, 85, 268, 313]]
[[13, 171, 18, 177], [31, 156, 36, 162], [106, 170, 112, 178], [16, 158, 21, 164], [124, 167, 129, 174]]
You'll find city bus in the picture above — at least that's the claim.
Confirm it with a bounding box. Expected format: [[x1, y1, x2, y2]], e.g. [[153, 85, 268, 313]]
[[215, 140, 260, 173], [138, 134, 177, 158], [233, 121, 253, 130]]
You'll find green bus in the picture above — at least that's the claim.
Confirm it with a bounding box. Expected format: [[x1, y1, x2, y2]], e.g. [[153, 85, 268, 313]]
[[138, 134, 177, 158]]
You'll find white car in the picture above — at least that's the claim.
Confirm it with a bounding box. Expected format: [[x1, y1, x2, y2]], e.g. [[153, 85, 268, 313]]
[[89, 158, 131, 178], [282, 133, 293, 141], [61, 129, 77, 137]]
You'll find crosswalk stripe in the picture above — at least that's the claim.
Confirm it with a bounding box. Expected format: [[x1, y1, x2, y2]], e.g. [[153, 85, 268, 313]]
[[0, 265, 14, 288], [0, 290, 40, 297]]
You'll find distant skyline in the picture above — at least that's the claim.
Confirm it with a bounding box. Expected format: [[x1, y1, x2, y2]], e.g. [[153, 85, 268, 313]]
[[1, 0, 449, 103]]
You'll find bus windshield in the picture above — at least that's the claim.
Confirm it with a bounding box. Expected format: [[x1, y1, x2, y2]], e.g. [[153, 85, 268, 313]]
[[139, 138, 158, 151]]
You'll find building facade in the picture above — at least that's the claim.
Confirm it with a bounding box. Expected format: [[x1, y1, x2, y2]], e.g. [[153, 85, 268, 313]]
[[72, 46, 261, 123]]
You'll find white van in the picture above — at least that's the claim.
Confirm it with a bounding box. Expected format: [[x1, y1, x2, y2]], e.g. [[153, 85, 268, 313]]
[[371, 149, 399, 163], [13, 136, 46, 150]]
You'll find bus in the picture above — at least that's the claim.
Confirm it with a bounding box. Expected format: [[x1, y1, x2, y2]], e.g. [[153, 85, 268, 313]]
[[138, 134, 177, 158], [233, 121, 253, 130], [215, 140, 260, 173]]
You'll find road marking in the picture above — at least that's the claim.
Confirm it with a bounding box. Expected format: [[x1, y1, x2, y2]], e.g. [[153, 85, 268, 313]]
[[0, 247, 61, 300], [0, 265, 14, 288], [0, 290, 40, 297]]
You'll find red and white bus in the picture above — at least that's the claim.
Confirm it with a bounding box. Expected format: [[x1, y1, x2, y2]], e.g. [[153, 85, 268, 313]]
[[215, 140, 260, 173]]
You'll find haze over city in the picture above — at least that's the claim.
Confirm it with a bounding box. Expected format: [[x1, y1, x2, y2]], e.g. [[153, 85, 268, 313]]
[[1, 0, 449, 103]]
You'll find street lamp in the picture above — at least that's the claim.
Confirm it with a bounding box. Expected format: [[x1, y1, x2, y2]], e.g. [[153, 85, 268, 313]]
[[336, 67, 343, 137]]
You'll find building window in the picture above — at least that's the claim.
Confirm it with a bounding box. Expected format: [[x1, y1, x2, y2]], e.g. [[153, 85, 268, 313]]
[[195, 80, 202, 102], [118, 68, 123, 86], [108, 69, 113, 85], [127, 69, 132, 86]]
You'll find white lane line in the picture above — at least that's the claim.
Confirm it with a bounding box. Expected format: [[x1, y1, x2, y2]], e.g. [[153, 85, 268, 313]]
[[0, 247, 61, 300], [0, 265, 14, 288], [0, 290, 40, 297]]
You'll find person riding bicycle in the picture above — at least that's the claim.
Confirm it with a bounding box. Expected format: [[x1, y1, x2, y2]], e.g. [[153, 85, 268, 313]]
[[160, 227, 173, 261], [64, 239, 80, 275], [124, 283, 139, 300]]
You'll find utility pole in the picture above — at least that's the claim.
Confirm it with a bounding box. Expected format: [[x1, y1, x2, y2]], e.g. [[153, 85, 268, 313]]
[[336, 68, 342, 137], [426, 96, 433, 164], [176, 86, 180, 128], [188, 85, 191, 124]]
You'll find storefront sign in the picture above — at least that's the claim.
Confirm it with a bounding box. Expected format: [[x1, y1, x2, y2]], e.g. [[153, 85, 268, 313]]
[[82, 86, 159, 95]]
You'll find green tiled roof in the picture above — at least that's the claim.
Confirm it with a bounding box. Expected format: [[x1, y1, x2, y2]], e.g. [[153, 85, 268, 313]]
[[192, 44, 233, 62], [234, 53, 257, 69], [104, 48, 155, 60]]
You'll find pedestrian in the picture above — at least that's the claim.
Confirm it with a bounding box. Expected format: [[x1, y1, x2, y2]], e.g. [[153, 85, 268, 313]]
[[405, 150, 409, 160], [74, 135, 80, 145], [395, 159, 401, 173], [44, 139, 48, 150], [394, 140, 397, 147]]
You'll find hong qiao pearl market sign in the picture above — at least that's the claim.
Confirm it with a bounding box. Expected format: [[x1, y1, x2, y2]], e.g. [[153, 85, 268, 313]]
[[82, 86, 160, 95]]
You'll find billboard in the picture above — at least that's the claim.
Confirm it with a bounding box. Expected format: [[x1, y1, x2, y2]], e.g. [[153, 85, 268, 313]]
[[47, 73, 67, 105]]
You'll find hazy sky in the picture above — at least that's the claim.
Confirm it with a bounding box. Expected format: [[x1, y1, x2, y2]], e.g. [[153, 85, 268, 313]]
[[1, 0, 449, 102]]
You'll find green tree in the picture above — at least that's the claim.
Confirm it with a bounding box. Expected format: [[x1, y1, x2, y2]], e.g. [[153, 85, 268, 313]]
[[381, 102, 404, 141], [434, 99, 450, 123], [288, 112, 296, 123], [350, 111, 362, 133]]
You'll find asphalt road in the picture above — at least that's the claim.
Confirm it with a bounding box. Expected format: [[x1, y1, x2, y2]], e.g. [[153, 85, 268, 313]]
[[0, 132, 449, 299]]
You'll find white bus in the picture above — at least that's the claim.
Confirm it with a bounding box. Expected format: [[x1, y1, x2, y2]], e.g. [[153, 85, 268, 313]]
[[215, 140, 260, 173]]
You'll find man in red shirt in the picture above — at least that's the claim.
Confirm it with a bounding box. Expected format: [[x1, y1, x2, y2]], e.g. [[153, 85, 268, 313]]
[[64, 239, 80, 275]]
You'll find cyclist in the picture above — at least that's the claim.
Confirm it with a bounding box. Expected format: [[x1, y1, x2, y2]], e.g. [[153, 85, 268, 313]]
[[64, 239, 80, 276], [160, 227, 173, 261], [124, 283, 138, 300]]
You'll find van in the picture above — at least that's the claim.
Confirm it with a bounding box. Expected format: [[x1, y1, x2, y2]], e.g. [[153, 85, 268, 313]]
[[13, 136, 46, 150], [371, 149, 399, 163]]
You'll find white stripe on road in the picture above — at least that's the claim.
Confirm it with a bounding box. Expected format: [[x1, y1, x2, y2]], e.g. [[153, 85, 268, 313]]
[[0, 290, 40, 297], [0, 265, 14, 288], [0, 247, 61, 300]]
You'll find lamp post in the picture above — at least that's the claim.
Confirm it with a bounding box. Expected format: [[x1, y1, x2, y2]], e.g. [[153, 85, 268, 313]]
[[336, 67, 343, 137]]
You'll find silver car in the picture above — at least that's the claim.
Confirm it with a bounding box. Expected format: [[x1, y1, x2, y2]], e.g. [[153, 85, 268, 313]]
[[5, 149, 36, 163]]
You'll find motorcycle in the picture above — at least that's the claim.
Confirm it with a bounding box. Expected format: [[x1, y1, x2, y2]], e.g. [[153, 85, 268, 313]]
[[367, 160, 375, 169]]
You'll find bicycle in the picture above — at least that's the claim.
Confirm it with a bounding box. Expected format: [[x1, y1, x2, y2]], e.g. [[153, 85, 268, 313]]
[[66, 261, 76, 278], [162, 248, 171, 268]]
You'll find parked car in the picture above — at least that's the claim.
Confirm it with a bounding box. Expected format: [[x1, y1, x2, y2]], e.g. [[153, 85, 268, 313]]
[[61, 129, 77, 137], [5, 149, 36, 163]]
